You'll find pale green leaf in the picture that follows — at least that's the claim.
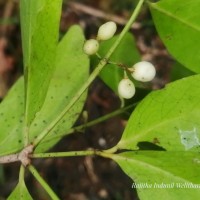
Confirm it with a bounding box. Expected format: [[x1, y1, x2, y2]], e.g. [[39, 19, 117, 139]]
[[28, 26, 89, 152], [116, 75, 200, 151], [91, 33, 140, 93], [20, 0, 62, 126], [113, 151, 200, 200], [7, 180, 32, 200], [0, 78, 24, 156], [149, 0, 200, 73]]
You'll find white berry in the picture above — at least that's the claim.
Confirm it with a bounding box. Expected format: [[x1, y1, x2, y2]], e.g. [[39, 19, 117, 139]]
[[118, 79, 135, 99], [83, 39, 99, 55], [97, 21, 117, 41], [131, 61, 156, 82]]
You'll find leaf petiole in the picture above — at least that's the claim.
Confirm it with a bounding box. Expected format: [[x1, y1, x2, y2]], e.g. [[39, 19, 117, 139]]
[[28, 165, 60, 200], [31, 149, 114, 159]]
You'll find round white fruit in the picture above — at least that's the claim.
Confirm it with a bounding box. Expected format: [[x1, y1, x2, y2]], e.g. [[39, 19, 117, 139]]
[[97, 21, 117, 41], [131, 61, 156, 82], [83, 39, 99, 55], [118, 79, 135, 99]]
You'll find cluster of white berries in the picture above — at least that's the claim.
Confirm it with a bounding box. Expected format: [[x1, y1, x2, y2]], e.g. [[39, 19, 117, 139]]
[[83, 21, 156, 100], [118, 61, 156, 99], [83, 21, 117, 55]]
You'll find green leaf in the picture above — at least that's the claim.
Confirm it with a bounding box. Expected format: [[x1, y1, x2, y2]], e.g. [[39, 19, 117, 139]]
[[7, 180, 32, 200], [0, 78, 24, 156], [149, 0, 200, 73], [113, 151, 200, 200], [170, 62, 195, 82], [28, 26, 89, 152], [20, 0, 62, 126], [116, 74, 200, 151], [91, 33, 140, 93]]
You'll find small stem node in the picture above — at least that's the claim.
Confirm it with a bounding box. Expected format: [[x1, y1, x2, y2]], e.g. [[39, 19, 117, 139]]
[[0, 145, 34, 166], [18, 145, 34, 167]]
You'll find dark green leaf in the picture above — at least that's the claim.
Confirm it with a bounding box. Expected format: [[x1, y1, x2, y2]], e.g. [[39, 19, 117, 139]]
[[170, 62, 195, 82]]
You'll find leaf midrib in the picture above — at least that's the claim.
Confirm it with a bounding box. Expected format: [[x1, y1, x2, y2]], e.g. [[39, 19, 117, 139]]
[[149, 2, 200, 33], [114, 153, 195, 184]]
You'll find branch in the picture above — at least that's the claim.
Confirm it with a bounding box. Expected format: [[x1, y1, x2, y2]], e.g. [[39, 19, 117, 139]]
[[40, 103, 137, 142], [67, 2, 141, 30]]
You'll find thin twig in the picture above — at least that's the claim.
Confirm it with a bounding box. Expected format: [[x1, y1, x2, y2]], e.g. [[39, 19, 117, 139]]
[[67, 2, 141, 30], [31, 149, 113, 159], [0, 145, 33, 166], [42, 103, 137, 142]]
